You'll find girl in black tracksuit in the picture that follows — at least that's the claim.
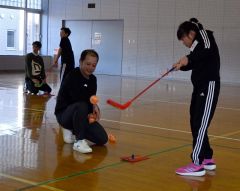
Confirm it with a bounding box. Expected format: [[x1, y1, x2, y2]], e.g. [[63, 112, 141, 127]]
[[174, 18, 220, 176]]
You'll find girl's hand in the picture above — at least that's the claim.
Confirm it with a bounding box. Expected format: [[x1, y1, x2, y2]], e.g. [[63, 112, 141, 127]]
[[173, 56, 188, 70]]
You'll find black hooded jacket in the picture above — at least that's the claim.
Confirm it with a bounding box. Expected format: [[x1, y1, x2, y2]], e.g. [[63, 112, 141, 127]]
[[180, 29, 220, 88]]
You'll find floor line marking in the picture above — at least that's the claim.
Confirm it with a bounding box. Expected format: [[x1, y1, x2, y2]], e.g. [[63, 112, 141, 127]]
[[16, 143, 190, 191], [5, 122, 240, 190], [98, 93, 240, 112], [0, 173, 64, 191], [101, 118, 240, 142]]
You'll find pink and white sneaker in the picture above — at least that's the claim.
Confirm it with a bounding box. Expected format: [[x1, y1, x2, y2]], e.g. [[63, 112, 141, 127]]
[[176, 163, 206, 176], [203, 159, 216, 170]]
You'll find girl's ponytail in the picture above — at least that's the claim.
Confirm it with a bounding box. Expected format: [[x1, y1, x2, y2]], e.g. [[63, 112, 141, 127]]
[[189, 18, 203, 30]]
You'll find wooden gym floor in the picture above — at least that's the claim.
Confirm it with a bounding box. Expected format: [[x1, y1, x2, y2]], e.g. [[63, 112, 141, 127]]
[[0, 71, 239, 191]]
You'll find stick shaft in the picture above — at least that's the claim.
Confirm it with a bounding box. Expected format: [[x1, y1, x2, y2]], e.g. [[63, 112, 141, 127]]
[[129, 67, 175, 103], [106, 67, 175, 110]]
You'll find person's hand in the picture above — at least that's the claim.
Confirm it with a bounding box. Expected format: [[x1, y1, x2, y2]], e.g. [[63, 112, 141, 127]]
[[173, 56, 188, 71], [53, 59, 58, 67], [93, 104, 100, 121]]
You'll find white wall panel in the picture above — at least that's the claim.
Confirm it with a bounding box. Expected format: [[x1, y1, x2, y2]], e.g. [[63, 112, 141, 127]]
[[120, 0, 139, 76], [222, 0, 240, 28], [82, 0, 101, 19], [122, 31, 138, 76], [221, 28, 240, 83], [65, 0, 83, 19], [100, 0, 120, 19], [157, 0, 176, 78], [47, 0, 240, 84], [137, 0, 158, 77], [198, 0, 224, 28], [48, 0, 64, 57], [221, 0, 240, 83]]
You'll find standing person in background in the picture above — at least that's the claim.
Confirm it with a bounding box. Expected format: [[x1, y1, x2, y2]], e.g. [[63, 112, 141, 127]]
[[54, 27, 75, 83], [55, 49, 108, 154], [173, 18, 220, 176], [25, 41, 52, 95]]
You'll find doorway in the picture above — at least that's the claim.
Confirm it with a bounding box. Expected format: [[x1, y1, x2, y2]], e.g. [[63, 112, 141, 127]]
[[65, 20, 123, 75]]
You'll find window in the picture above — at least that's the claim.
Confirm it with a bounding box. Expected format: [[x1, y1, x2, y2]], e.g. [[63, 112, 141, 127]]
[[26, 12, 40, 53], [0, 8, 24, 55], [0, 0, 41, 9], [7, 30, 15, 49], [0, 0, 43, 55], [27, 0, 41, 9], [0, 0, 25, 8]]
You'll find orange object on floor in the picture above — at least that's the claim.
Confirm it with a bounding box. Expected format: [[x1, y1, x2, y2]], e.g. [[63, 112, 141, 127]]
[[120, 154, 149, 163], [108, 134, 116, 143]]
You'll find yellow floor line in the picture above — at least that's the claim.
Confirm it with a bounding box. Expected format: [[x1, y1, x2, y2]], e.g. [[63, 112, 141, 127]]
[[0, 172, 64, 191]]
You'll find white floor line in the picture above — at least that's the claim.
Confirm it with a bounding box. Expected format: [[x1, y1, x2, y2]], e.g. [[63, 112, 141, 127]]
[[99, 94, 240, 111], [101, 118, 240, 142]]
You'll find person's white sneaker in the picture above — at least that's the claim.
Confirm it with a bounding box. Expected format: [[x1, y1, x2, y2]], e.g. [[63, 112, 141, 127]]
[[85, 139, 95, 146], [73, 140, 92, 153], [61, 127, 76, 144], [73, 152, 92, 163]]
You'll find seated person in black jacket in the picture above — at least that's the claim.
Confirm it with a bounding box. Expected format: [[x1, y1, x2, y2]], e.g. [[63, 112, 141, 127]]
[[25, 41, 52, 95], [55, 49, 108, 154]]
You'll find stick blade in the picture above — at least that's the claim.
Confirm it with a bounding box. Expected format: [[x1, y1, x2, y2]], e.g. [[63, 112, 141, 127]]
[[106, 99, 125, 110], [106, 99, 131, 110]]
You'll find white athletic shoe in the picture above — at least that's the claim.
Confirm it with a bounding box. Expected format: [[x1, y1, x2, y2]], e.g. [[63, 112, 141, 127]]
[[73, 152, 92, 163], [85, 139, 96, 146], [61, 127, 76, 144], [73, 140, 92, 153]]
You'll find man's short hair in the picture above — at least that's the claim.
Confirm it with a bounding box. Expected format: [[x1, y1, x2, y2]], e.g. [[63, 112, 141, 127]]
[[32, 41, 42, 48], [61, 27, 71, 36]]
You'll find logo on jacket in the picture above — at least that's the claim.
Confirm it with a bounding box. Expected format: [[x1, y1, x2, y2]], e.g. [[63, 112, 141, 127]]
[[200, 92, 205, 96], [32, 61, 42, 76], [84, 84, 88, 87]]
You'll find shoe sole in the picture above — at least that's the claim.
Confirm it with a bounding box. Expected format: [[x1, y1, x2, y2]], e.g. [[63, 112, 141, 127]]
[[204, 165, 216, 170], [176, 170, 206, 177], [73, 146, 92, 154]]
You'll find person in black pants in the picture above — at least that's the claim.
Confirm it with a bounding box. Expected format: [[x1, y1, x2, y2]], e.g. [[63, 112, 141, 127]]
[[173, 18, 220, 176], [54, 27, 75, 83], [25, 41, 52, 95], [55, 49, 108, 153]]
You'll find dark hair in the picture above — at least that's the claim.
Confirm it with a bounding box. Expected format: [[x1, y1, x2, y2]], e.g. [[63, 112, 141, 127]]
[[61, 27, 71, 36], [32, 41, 42, 48], [80, 49, 99, 62], [177, 18, 203, 40]]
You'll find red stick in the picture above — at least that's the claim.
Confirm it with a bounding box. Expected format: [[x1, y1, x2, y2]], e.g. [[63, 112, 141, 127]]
[[106, 67, 175, 110], [106, 99, 131, 110]]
